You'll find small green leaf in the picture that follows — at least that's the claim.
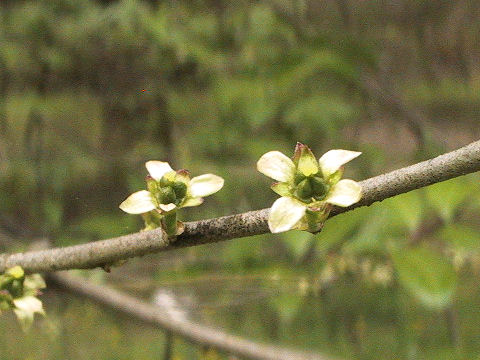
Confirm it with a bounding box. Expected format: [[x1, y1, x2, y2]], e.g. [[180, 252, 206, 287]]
[[271, 182, 291, 197], [391, 247, 456, 309], [6, 266, 24, 279], [172, 181, 187, 199], [295, 178, 313, 200]]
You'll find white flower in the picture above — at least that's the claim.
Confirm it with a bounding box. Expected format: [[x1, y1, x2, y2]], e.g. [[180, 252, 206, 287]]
[[120, 161, 224, 215], [258, 143, 362, 233], [13, 296, 45, 331], [119, 161, 224, 234], [0, 266, 46, 332]]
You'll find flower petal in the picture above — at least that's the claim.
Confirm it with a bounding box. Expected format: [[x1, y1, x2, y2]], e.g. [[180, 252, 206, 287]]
[[159, 203, 177, 212], [189, 174, 224, 197], [257, 151, 296, 182], [13, 296, 45, 316], [268, 197, 307, 233], [145, 161, 174, 181], [181, 197, 204, 207], [324, 179, 362, 207], [13, 296, 45, 331], [319, 150, 361, 178], [23, 274, 46, 292], [119, 190, 156, 214]]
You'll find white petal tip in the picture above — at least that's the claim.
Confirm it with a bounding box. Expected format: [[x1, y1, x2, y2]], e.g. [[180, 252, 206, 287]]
[[268, 197, 307, 234], [325, 179, 362, 207], [119, 190, 156, 214], [159, 203, 177, 212], [145, 161, 174, 181], [189, 174, 224, 197], [257, 151, 295, 183], [319, 149, 361, 178]]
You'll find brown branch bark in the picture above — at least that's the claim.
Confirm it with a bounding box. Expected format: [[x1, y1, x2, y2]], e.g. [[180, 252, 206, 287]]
[[1, 139, 480, 274]]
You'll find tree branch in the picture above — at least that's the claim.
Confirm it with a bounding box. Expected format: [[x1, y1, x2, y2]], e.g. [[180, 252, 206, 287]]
[[1, 139, 480, 273], [3, 236, 335, 360], [48, 272, 333, 360]]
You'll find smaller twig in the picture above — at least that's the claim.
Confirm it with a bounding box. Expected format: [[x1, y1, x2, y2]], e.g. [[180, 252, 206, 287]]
[[163, 331, 174, 360], [444, 306, 460, 349], [48, 273, 333, 360]]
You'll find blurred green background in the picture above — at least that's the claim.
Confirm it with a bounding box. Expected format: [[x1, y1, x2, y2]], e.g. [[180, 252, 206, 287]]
[[1, 0, 480, 359]]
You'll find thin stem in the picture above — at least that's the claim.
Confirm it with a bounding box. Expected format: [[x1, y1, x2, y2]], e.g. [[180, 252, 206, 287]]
[[162, 212, 178, 237]]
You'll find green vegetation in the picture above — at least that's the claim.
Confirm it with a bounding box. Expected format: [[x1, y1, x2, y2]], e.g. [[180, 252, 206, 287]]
[[1, 0, 480, 359]]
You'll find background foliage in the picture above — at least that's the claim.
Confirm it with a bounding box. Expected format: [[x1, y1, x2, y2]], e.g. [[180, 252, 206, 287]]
[[1, 0, 480, 359]]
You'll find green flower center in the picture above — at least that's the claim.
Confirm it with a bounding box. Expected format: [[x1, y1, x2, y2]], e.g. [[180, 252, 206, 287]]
[[293, 174, 329, 203], [154, 177, 188, 206]]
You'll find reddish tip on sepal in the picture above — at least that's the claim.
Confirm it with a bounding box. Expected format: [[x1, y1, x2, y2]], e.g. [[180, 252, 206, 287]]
[[176, 169, 190, 176], [293, 142, 315, 165], [293, 142, 306, 164]]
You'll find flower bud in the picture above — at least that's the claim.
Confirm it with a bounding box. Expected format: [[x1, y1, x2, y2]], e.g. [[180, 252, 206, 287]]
[[172, 181, 187, 200], [310, 176, 329, 199], [10, 279, 23, 298], [159, 176, 172, 187], [295, 178, 313, 200], [0, 289, 12, 302], [294, 172, 306, 185], [159, 186, 176, 204]]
